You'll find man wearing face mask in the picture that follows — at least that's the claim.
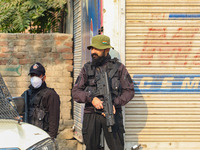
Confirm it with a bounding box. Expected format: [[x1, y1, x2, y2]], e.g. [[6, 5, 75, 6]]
[[21, 62, 60, 139], [72, 35, 134, 150]]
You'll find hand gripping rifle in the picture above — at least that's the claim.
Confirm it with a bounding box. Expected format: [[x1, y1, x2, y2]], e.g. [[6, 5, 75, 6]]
[[95, 70, 115, 132]]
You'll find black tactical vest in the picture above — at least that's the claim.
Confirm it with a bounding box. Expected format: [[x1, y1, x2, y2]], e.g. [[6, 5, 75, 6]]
[[84, 58, 122, 106], [27, 88, 50, 131]]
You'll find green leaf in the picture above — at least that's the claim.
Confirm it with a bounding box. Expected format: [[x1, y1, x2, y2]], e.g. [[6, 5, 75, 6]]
[[0, 0, 68, 33]]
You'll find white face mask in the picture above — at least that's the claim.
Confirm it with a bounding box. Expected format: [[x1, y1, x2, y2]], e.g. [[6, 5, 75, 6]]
[[31, 76, 43, 89]]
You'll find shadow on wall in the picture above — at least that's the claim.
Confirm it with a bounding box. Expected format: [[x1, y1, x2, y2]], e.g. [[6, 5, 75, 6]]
[[125, 80, 148, 150], [109, 49, 148, 150]]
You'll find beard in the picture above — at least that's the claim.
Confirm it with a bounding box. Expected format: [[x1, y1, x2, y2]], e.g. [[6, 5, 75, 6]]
[[91, 53, 106, 67]]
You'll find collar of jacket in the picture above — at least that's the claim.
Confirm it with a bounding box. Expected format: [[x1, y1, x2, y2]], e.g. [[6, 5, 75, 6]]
[[29, 82, 47, 93]]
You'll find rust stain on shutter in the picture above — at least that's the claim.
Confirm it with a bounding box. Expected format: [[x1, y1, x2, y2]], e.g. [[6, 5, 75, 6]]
[[125, 0, 200, 149]]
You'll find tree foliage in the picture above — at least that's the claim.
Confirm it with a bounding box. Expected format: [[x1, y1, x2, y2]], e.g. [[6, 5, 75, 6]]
[[0, 0, 68, 33]]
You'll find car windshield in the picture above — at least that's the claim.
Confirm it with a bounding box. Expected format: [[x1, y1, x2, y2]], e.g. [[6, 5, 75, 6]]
[[0, 73, 20, 120]]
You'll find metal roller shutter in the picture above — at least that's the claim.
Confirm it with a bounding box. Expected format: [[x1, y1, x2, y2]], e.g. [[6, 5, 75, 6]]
[[73, 0, 102, 143], [73, 0, 84, 142], [125, 0, 200, 149]]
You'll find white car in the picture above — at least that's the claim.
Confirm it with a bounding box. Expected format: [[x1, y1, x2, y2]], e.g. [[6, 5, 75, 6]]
[[0, 119, 56, 150], [0, 74, 57, 150]]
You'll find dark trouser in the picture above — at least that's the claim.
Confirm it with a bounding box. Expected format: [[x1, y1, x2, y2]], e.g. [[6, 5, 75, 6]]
[[82, 110, 125, 150]]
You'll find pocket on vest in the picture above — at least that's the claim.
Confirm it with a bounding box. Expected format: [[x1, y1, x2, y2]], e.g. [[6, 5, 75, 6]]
[[36, 108, 46, 121], [32, 108, 46, 129]]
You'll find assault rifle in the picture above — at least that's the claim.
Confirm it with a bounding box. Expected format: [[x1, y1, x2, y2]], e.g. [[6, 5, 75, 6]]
[[94, 70, 115, 132]]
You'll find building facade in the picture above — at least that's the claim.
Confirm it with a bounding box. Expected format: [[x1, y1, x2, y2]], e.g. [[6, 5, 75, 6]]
[[73, 0, 200, 149]]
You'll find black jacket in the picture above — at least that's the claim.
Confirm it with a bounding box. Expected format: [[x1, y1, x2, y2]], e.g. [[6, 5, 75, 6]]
[[22, 82, 60, 138], [72, 55, 134, 113]]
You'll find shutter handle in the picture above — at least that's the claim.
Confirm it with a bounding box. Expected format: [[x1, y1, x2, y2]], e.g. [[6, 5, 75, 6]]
[[131, 144, 142, 150]]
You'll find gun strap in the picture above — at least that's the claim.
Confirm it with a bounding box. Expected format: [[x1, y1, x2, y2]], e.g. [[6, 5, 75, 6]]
[[24, 90, 28, 122], [108, 62, 121, 79]]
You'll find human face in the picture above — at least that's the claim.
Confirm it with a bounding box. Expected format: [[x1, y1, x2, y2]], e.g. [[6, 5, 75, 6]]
[[91, 47, 110, 66], [30, 74, 46, 82], [91, 47, 105, 59], [91, 47, 110, 59]]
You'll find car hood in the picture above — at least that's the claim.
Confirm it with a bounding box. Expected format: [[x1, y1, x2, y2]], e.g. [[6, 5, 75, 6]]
[[0, 119, 50, 149]]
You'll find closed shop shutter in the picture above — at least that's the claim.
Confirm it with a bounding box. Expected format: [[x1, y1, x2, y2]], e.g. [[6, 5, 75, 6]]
[[73, 0, 84, 142], [125, 0, 200, 149]]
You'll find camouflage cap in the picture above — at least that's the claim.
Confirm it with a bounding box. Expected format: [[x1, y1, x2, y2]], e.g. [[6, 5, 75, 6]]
[[87, 35, 114, 50]]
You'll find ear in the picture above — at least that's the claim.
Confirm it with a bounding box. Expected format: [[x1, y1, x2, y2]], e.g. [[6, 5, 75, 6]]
[[42, 75, 46, 82]]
